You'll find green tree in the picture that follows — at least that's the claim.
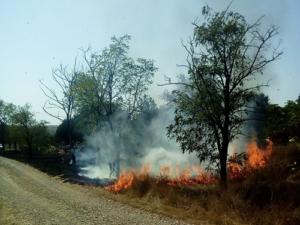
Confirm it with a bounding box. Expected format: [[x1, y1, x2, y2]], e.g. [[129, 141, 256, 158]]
[[0, 99, 16, 153], [264, 96, 300, 144], [12, 104, 49, 159], [167, 6, 282, 187], [76, 35, 157, 177], [77, 35, 157, 130]]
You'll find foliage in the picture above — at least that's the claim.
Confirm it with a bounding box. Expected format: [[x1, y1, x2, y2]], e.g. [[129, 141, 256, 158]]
[[0, 99, 16, 152], [55, 118, 83, 145], [264, 95, 300, 144], [75, 35, 157, 131], [167, 6, 282, 185], [12, 104, 51, 157]]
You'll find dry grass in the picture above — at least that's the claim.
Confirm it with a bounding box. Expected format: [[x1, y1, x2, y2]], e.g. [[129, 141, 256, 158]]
[[100, 145, 300, 225]]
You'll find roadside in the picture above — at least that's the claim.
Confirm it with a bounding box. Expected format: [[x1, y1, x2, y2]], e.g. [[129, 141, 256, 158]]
[[0, 156, 197, 225]]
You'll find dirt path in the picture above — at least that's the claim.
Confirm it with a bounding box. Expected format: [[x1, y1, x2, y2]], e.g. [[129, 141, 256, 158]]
[[0, 156, 192, 225]]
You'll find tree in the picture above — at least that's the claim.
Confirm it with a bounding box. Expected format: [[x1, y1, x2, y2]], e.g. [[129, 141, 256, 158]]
[[0, 99, 16, 153], [264, 96, 300, 144], [166, 6, 282, 187], [76, 35, 157, 177], [12, 104, 48, 159], [55, 118, 83, 145], [77, 35, 157, 130], [40, 63, 78, 146]]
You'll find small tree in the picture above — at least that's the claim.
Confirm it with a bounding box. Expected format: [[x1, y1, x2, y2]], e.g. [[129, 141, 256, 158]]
[[13, 104, 48, 159], [167, 6, 282, 187]]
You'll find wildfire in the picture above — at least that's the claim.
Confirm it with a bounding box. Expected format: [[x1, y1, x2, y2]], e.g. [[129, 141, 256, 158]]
[[106, 139, 273, 192], [246, 139, 272, 168], [106, 164, 217, 192], [228, 138, 273, 180], [105, 171, 134, 192]]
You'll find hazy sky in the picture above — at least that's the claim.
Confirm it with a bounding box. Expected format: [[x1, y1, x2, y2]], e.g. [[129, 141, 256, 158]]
[[0, 0, 299, 124]]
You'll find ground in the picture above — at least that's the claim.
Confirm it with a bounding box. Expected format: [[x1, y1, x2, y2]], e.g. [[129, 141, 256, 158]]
[[0, 156, 195, 225]]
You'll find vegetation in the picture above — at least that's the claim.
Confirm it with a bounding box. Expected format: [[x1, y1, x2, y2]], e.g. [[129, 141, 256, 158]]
[[0, 4, 299, 225], [264, 96, 300, 144], [166, 6, 282, 186], [0, 101, 51, 159]]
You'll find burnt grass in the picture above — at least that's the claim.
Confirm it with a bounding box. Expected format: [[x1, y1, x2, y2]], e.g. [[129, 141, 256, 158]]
[[2, 149, 82, 184], [113, 145, 300, 225], [3, 145, 300, 225]]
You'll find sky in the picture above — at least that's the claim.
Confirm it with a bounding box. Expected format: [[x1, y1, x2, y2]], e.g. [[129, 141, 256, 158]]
[[0, 0, 299, 125]]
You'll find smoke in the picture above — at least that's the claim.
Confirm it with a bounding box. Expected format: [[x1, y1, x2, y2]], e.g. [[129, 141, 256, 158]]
[[229, 93, 270, 155], [75, 105, 199, 180]]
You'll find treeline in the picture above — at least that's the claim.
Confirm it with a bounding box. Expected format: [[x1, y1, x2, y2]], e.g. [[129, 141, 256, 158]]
[[264, 96, 300, 144], [0, 101, 51, 158]]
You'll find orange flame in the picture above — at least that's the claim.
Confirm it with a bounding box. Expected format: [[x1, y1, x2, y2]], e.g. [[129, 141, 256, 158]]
[[228, 138, 273, 180], [246, 139, 272, 168], [105, 164, 151, 192], [106, 164, 217, 192], [106, 139, 273, 192]]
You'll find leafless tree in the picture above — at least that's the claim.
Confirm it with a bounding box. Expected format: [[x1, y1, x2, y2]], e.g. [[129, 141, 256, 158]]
[[40, 61, 78, 145]]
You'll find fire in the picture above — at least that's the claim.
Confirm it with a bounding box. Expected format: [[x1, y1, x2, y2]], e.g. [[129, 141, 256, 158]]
[[228, 162, 244, 180], [246, 139, 272, 168], [106, 139, 273, 192], [228, 138, 273, 180], [106, 164, 217, 192], [165, 165, 217, 186], [105, 171, 134, 192], [105, 164, 151, 192]]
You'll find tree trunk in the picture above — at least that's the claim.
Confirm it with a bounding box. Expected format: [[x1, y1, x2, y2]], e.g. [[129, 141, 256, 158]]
[[220, 75, 230, 189], [66, 118, 72, 147], [220, 137, 229, 189]]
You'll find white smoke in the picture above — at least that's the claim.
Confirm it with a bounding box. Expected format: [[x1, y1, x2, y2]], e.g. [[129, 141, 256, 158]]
[[75, 105, 200, 180]]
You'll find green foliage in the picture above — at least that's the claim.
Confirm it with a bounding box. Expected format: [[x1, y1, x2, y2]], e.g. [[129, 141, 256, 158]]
[[264, 96, 300, 144], [75, 35, 157, 132], [12, 104, 51, 156], [55, 118, 83, 145], [168, 6, 281, 183]]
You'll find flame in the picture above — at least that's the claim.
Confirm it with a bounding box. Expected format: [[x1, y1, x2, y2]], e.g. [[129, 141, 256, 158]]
[[105, 171, 135, 192], [228, 138, 273, 180], [228, 162, 244, 180], [105, 164, 151, 192], [106, 164, 217, 192], [106, 139, 273, 192], [246, 139, 272, 168]]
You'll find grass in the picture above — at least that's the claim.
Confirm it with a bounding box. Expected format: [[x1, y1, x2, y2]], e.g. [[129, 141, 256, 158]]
[[3, 145, 300, 225], [101, 144, 300, 225]]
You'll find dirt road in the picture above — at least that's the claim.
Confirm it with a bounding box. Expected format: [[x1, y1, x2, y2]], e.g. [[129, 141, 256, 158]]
[[0, 156, 192, 225]]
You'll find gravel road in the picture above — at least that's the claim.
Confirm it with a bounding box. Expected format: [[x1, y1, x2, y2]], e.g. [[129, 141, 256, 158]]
[[0, 156, 194, 225]]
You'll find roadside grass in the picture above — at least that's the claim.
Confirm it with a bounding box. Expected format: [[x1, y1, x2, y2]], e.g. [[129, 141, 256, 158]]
[[96, 145, 300, 225], [3, 145, 300, 225]]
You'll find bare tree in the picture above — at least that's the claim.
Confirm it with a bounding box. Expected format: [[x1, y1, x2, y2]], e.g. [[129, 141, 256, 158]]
[[40, 62, 78, 146]]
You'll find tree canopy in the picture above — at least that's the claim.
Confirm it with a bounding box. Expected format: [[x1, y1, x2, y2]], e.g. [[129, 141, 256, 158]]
[[167, 6, 282, 187]]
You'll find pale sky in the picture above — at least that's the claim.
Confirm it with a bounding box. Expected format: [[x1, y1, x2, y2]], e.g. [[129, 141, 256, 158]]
[[0, 0, 299, 124]]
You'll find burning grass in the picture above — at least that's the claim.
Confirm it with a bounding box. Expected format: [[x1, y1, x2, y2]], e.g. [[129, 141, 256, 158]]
[[104, 141, 300, 225], [106, 139, 273, 193]]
